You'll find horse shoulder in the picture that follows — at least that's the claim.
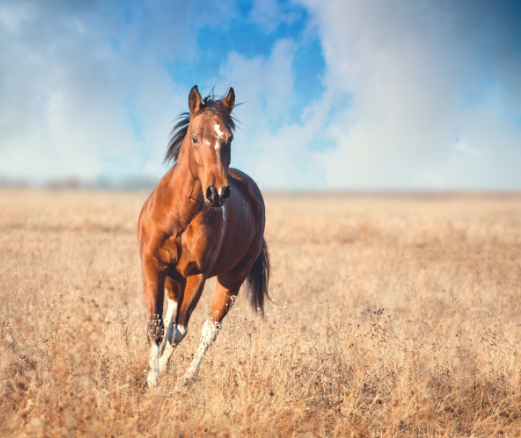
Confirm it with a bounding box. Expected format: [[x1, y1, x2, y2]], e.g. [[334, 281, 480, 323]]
[[137, 186, 180, 267]]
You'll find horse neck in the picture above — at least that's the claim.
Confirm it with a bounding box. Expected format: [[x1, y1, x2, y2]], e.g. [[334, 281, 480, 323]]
[[166, 137, 204, 227]]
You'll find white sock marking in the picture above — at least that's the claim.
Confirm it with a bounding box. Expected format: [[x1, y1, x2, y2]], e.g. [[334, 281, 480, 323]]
[[147, 343, 160, 387], [164, 298, 177, 329], [159, 298, 177, 356], [159, 323, 188, 374], [184, 319, 221, 382], [174, 325, 188, 341]]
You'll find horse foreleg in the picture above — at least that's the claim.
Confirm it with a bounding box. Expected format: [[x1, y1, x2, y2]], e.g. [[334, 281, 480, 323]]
[[156, 274, 206, 380], [141, 257, 166, 388], [159, 278, 183, 374], [158, 297, 177, 371], [184, 280, 240, 383]]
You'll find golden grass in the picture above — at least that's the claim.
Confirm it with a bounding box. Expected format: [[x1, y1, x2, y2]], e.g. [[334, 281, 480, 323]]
[[1, 189, 521, 437]]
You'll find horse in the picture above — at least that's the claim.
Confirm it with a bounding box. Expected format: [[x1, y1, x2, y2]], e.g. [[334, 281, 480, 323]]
[[137, 86, 270, 387]]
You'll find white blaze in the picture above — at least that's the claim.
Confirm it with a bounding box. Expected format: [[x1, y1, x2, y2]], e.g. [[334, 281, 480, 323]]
[[214, 123, 224, 151]]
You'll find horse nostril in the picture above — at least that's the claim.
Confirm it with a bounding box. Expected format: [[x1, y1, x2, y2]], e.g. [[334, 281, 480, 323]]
[[222, 185, 231, 199], [206, 185, 216, 202]]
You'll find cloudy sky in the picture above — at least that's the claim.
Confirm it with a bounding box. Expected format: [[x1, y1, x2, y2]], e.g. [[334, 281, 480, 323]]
[[1, 0, 520, 190]]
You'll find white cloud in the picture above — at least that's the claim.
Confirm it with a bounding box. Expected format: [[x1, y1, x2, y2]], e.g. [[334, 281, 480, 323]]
[[1, 0, 520, 190], [212, 38, 325, 189], [248, 0, 300, 33], [0, 0, 235, 183], [208, 0, 521, 191], [297, 0, 521, 189]]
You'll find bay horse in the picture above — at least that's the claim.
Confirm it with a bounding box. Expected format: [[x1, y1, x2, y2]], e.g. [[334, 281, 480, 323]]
[[137, 86, 270, 387]]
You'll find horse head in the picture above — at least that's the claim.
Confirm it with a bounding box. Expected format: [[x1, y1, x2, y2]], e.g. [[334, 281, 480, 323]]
[[187, 86, 235, 208]]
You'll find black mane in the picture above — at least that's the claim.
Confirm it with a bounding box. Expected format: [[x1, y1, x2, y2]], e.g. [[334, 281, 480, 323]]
[[164, 91, 238, 164]]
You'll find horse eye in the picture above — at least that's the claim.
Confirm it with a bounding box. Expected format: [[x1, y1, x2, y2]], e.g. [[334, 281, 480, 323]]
[[192, 137, 199, 144]]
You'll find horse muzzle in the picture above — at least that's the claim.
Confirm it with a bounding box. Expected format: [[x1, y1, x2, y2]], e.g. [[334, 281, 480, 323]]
[[205, 184, 231, 207]]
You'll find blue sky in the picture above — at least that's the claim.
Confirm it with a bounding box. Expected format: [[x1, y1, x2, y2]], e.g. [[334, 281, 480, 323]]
[[1, 0, 520, 190]]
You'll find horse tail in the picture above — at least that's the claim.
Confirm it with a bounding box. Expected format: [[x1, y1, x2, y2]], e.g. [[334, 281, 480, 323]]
[[246, 238, 271, 314]]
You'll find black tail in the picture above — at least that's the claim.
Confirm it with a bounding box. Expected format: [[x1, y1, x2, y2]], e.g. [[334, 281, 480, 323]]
[[246, 238, 270, 314]]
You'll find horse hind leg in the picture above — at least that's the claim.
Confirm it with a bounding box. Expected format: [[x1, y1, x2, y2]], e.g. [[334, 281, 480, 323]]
[[184, 279, 241, 384], [184, 238, 267, 384]]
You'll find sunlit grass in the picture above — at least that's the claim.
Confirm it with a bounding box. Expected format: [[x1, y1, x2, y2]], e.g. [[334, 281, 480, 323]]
[[1, 189, 520, 437]]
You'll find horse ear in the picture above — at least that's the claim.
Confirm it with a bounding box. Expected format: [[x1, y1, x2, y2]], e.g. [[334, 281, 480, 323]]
[[189, 85, 201, 115], [222, 87, 235, 113]]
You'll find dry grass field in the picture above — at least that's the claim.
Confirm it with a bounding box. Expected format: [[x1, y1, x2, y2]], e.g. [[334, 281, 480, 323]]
[[1, 189, 521, 437]]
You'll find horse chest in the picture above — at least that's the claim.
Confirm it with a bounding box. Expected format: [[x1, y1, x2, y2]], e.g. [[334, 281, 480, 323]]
[[168, 220, 221, 278], [173, 245, 202, 278]]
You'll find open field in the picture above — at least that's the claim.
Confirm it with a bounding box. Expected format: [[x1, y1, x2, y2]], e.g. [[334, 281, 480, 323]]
[[1, 189, 521, 437]]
